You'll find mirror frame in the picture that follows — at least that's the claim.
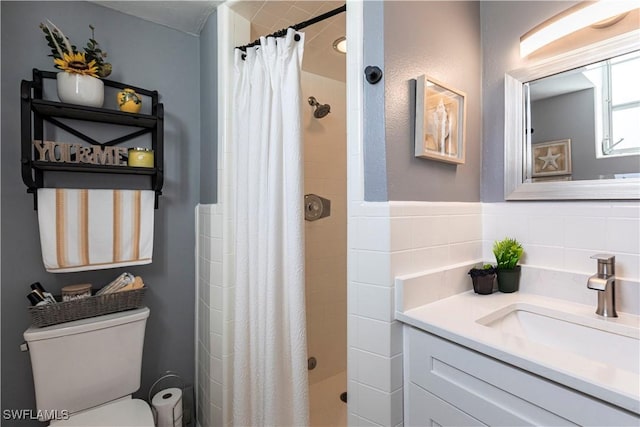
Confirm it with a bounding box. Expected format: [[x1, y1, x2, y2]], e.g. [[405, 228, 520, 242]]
[[505, 30, 640, 200]]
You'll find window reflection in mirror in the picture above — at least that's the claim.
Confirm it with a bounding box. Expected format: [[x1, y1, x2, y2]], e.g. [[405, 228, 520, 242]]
[[525, 51, 640, 182]]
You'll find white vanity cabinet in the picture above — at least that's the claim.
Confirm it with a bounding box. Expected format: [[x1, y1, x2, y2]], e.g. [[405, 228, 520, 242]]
[[403, 325, 640, 427]]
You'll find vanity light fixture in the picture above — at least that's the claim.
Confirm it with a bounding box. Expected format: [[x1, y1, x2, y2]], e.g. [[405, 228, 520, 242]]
[[520, 1, 639, 57], [333, 36, 346, 54]]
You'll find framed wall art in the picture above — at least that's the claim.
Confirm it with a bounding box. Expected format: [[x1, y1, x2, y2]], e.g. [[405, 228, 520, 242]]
[[532, 139, 572, 177], [414, 75, 466, 164]]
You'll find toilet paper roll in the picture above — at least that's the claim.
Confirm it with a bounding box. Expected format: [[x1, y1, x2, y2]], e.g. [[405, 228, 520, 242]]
[[152, 387, 183, 427]]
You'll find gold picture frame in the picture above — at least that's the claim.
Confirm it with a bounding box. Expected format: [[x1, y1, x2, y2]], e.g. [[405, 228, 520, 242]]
[[414, 75, 466, 164], [532, 139, 572, 177]]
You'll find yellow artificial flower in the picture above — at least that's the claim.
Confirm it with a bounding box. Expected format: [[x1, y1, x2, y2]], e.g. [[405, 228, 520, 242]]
[[53, 52, 99, 77]]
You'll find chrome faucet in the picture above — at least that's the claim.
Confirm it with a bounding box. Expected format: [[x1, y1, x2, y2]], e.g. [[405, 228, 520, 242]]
[[587, 254, 617, 318]]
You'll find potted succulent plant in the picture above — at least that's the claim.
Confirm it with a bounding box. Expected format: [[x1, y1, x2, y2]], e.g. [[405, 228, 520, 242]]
[[467, 264, 496, 295], [493, 237, 524, 293]]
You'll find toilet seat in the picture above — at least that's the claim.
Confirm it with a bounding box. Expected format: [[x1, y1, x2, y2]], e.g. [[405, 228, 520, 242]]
[[50, 398, 154, 426]]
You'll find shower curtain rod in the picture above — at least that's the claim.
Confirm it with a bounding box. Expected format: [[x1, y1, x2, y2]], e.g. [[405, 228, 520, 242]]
[[235, 4, 347, 52]]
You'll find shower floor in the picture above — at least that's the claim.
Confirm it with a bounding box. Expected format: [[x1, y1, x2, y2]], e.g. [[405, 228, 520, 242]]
[[309, 371, 347, 427]]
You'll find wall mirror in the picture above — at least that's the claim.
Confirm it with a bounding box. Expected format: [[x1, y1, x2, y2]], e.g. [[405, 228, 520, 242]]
[[505, 31, 640, 200]]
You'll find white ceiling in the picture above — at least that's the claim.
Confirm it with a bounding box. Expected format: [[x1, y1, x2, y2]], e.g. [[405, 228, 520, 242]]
[[93, 0, 346, 82], [93, 1, 222, 36], [230, 1, 346, 82]]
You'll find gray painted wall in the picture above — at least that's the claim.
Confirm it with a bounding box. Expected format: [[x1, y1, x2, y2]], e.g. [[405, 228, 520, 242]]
[[532, 89, 639, 180], [480, 1, 578, 201], [363, 1, 388, 202], [383, 1, 481, 202], [1, 2, 199, 422], [200, 9, 218, 204]]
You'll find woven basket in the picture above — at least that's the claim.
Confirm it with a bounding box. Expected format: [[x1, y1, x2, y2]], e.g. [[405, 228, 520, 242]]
[[29, 288, 146, 327]]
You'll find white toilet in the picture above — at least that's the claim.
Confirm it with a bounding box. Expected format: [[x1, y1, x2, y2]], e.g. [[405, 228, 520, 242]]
[[23, 307, 155, 426]]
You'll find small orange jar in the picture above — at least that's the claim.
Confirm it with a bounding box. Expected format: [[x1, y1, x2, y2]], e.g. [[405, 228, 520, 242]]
[[117, 88, 142, 113], [128, 147, 154, 168]]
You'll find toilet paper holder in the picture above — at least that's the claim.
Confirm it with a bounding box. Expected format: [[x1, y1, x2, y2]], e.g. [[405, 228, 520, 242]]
[[148, 371, 194, 427]]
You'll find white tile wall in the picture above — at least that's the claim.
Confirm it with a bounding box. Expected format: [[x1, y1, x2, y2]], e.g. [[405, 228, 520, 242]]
[[347, 201, 483, 426], [483, 202, 640, 281], [196, 204, 225, 427]]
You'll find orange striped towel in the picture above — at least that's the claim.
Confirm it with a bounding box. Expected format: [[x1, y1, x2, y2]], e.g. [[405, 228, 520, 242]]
[[37, 189, 154, 273]]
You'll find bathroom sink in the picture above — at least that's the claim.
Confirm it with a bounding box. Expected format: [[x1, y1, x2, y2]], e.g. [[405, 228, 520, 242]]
[[476, 304, 640, 374]]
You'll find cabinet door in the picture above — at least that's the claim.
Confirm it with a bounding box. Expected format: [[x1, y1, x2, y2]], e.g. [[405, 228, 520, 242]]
[[404, 326, 639, 427], [406, 382, 486, 427]]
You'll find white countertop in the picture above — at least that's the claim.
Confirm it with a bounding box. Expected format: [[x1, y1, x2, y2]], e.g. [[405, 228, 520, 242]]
[[396, 291, 640, 414]]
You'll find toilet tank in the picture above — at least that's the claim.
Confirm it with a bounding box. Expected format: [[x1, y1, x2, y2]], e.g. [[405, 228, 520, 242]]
[[23, 307, 150, 417]]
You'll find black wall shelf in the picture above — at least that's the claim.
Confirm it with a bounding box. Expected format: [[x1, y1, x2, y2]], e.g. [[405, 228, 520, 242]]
[[31, 99, 158, 128], [21, 69, 164, 209]]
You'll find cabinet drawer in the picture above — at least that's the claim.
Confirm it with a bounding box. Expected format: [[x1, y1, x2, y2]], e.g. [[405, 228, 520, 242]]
[[405, 326, 639, 426], [406, 382, 486, 427]]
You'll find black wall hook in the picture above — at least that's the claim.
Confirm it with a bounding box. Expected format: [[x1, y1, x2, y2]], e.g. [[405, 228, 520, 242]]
[[365, 66, 383, 84]]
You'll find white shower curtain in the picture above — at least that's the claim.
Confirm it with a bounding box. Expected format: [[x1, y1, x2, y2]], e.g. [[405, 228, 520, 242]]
[[231, 29, 309, 427]]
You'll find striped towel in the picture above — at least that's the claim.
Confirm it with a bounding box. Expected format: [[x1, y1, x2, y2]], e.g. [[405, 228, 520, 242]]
[[37, 189, 154, 273]]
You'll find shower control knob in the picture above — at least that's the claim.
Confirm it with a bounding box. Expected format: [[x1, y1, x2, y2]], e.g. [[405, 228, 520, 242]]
[[304, 194, 331, 221]]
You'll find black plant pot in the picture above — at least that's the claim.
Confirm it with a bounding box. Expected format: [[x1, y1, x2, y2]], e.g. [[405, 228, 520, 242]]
[[468, 268, 496, 295], [497, 265, 521, 293]]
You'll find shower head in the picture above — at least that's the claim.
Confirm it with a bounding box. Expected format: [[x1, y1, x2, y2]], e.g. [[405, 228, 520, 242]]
[[308, 96, 331, 119]]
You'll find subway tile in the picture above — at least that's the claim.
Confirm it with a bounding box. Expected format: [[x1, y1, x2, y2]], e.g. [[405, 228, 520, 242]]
[[355, 282, 394, 321], [389, 321, 403, 356], [614, 253, 640, 281], [356, 383, 393, 426], [564, 248, 602, 273], [390, 387, 404, 426], [521, 245, 564, 270], [409, 246, 449, 272], [557, 202, 617, 218], [355, 217, 390, 250], [360, 202, 391, 217], [411, 215, 449, 248], [448, 241, 483, 265], [448, 214, 482, 243], [564, 216, 607, 250], [355, 316, 392, 356], [608, 203, 640, 218], [390, 250, 416, 278], [357, 251, 391, 286], [355, 349, 393, 392], [618, 278, 640, 314], [390, 354, 403, 392], [390, 217, 413, 251], [527, 214, 565, 247], [490, 214, 528, 243], [606, 217, 640, 254]]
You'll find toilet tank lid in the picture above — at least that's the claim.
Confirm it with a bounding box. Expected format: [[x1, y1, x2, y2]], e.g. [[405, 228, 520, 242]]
[[24, 307, 149, 342]]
